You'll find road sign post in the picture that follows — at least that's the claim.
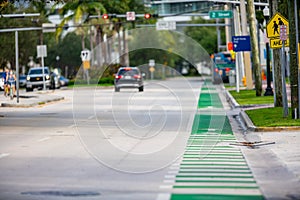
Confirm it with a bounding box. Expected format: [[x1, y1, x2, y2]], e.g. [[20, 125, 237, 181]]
[[280, 25, 289, 117], [149, 59, 155, 80], [81, 49, 91, 84], [37, 45, 47, 90]]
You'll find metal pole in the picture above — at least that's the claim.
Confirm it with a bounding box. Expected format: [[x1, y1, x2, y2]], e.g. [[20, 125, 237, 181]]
[[295, 0, 300, 118], [271, 49, 277, 105], [236, 53, 240, 93], [281, 41, 289, 117], [264, 11, 274, 96], [216, 19, 221, 52], [42, 56, 46, 90], [233, 6, 240, 92], [264, 41, 274, 95], [240, 0, 253, 89], [15, 31, 19, 103]]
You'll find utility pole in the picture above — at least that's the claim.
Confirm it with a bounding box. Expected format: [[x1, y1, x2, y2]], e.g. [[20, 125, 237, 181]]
[[240, 0, 253, 89]]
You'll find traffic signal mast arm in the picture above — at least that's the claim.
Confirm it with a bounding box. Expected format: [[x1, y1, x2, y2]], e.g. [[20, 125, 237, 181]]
[[89, 13, 158, 19]]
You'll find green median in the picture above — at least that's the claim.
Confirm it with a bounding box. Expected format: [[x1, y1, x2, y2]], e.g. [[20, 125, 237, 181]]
[[229, 90, 300, 127]]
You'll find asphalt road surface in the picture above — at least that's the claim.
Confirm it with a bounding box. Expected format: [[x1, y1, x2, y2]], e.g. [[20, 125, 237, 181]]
[[0, 77, 202, 200]]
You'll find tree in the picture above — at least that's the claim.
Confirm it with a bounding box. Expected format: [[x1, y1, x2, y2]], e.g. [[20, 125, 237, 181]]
[[185, 17, 218, 55], [288, 0, 299, 119], [56, 0, 106, 50], [101, 0, 147, 66], [0, 2, 40, 70], [246, 0, 262, 96], [270, 0, 283, 107]]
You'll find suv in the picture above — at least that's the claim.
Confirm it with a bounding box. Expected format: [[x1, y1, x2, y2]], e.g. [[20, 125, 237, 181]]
[[26, 67, 51, 91], [114, 67, 144, 92]]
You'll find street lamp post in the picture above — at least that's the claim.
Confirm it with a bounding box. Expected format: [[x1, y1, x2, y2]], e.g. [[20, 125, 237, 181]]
[[56, 56, 60, 69], [263, 6, 274, 96]]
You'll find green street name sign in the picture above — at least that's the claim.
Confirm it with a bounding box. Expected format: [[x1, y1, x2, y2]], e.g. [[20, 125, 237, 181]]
[[209, 10, 233, 19]]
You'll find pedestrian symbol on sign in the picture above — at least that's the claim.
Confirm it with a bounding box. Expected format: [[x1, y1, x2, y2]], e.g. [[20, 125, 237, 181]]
[[272, 21, 279, 35]]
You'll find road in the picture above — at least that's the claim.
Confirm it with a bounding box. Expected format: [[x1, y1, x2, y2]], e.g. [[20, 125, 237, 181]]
[[0, 77, 202, 200]]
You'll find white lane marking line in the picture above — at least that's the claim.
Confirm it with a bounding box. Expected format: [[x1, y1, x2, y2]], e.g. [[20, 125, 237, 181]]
[[159, 185, 173, 189], [168, 171, 178, 174], [170, 166, 180, 170], [88, 115, 95, 120], [156, 193, 171, 200], [68, 124, 76, 128], [38, 137, 51, 142], [0, 153, 10, 159], [164, 179, 175, 184], [164, 175, 176, 179]]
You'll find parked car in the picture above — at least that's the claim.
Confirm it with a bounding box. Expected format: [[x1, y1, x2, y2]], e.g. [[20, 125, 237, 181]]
[[0, 72, 5, 91], [114, 67, 144, 92], [212, 52, 235, 84], [50, 72, 61, 89], [26, 67, 51, 92], [59, 75, 69, 86], [19, 75, 27, 88]]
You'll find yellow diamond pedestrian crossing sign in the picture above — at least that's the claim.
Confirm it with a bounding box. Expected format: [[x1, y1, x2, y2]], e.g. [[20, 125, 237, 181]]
[[266, 12, 289, 39]]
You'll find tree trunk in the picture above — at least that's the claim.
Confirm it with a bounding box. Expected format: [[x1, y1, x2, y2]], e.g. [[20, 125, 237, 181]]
[[81, 33, 85, 50], [270, 0, 283, 107], [288, 0, 299, 119], [95, 26, 102, 67], [123, 29, 129, 67], [246, 0, 262, 96], [117, 30, 123, 65]]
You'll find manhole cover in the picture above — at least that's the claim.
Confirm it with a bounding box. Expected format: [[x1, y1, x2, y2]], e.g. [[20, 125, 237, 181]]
[[21, 191, 100, 197]]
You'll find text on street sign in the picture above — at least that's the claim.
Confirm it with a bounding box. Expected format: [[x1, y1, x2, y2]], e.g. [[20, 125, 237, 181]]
[[209, 10, 233, 19], [270, 38, 289, 49]]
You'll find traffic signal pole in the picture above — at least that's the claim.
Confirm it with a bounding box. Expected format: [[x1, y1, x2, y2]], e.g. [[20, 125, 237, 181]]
[[0, 13, 40, 103]]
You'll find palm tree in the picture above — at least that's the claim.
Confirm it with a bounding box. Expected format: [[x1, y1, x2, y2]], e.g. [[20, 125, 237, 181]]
[[56, 0, 106, 50]]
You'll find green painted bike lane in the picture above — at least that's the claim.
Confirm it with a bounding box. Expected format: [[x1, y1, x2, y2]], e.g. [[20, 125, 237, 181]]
[[169, 82, 264, 200]]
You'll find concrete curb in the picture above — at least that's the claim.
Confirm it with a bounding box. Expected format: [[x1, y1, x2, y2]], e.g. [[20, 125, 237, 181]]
[[225, 89, 256, 131], [1, 95, 64, 108], [225, 89, 300, 132]]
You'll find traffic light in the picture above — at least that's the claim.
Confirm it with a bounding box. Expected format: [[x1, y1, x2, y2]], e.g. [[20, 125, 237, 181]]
[[102, 14, 109, 19], [144, 13, 151, 19]]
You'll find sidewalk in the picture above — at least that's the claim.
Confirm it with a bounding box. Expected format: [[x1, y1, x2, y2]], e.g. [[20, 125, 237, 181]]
[[225, 88, 300, 200], [0, 89, 64, 107]]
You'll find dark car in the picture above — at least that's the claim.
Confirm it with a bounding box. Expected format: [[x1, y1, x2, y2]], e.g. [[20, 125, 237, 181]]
[[212, 52, 235, 84], [19, 75, 26, 88], [114, 67, 144, 92], [59, 75, 69, 87]]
